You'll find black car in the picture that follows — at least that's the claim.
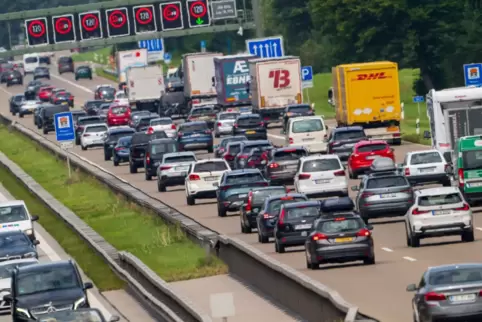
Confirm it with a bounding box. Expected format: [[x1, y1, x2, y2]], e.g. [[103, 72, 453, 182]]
[[234, 140, 272, 169], [282, 104, 314, 132], [256, 194, 308, 243], [75, 65, 93, 80], [33, 104, 47, 127], [129, 131, 168, 173], [129, 110, 151, 127], [58, 56, 74, 74], [75, 116, 104, 145], [0, 231, 39, 261], [263, 147, 308, 184], [144, 138, 179, 180], [326, 126, 368, 161], [5, 260, 93, 321], [214, 136, 247, 158], [53, 91, 74, 108], [83, 100, 105, 116], [274, 200, 321, 253], [0, 63, 14, 83], [103, 127, 136, 161], [24, 80, 43, 100], [95, 85, 116, 101], [39, 55, 51, 65], [9, 94, 24, 115], [35, 308, 120, 322], [71, 110, 87, 126], [6, 70, 23, 87], [33, 66, 50, 80], [113, 136, 132, 166], [135, 115, 161, 132], [233, 114, 267, 140], [39, 104, 70, 134], [240, 186, 287, 234]]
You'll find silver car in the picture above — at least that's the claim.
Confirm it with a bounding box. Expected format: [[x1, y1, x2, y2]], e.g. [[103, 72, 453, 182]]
[[407, 263, 482, 321], [33, 66, 50, 80], [156, 152, 197, 192], [214, 112, 240, 138]]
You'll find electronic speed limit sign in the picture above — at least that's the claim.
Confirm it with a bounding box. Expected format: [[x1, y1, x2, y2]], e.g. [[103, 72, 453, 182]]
[[52, 14, 76, 43], [133, 5, 157, 34], [78, 11, 103, 40], [106, 7, 130, 37], [25, 17, 49, 46]]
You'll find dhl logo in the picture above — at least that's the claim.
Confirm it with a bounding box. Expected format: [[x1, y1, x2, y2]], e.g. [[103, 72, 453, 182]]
[[353, 72, 391, 81]]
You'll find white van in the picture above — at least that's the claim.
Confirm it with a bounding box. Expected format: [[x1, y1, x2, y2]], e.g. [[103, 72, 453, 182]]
[[286, 116, 328, 153], [0, 200, 38, 240], [23, 53, 40, 75]]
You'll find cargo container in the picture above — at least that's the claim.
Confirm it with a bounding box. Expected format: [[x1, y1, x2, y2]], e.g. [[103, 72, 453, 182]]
[[182, 52, 223, 99], [116, 49, 148, 89], [213, 54, 254, 106]]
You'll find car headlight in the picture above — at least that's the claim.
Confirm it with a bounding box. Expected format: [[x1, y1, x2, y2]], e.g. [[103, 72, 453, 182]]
[[23, 252, 36, 258], [74, 297, 86, 309], [24, 229, 33, 236], [16, 308, 30, 318]]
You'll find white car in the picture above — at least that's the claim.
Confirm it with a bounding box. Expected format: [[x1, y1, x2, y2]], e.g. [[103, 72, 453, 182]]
[[214, 112, 240, 138], [0, 258, 39, 313], [80, 123, 108, 150], [294, 154, 348, 197], [156, 152, 197, 192], [401, 150, 451, 186], [285, 116, 327, 153], [0, 200, 38, 240], [405, 187, 473, 247], [148, 117, 177, 138], [185, 159, 231, 205], [18, 100, 42, 118], [114, 92, 129, 105]]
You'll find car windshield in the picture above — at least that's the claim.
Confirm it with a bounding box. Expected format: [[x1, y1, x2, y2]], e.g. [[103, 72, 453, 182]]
[[78, 118, 102, 125], [111, 106, 128, 115], [334, 130, 365, 140], [238, 116, 261, 125], [16, 266, 79, 296], [0, 234, 30, 248], [38, 310, 103, 322], [181, 123, 207, 132], [220, 113, 239, 120], [25, 57, 38, 63], [366, 176, 408, 189], [191, 108, 213, 115], [318, 218, 364, 233], [164, 155, 196, 163], [429, 267, 482, 286], [252, 189, 286, 205], [101, 88, 115, 95], [284, 206, 319, 219], [86, 125, 107, 133], [462, 150, 482, 170], [194, 161, 227, 172], [0, 205, 28, 223], [292, 119, 323, 133], [418, 193, 462, 206], [0, 261, 36, 279], [411, 152, 442, 165], [288, 105, 310, 113], [225, 173, 264, 184], [273, 149, 306, 161], [227, 143, 242, 154], [357, 144, 387, 153], [151, 119, 172, 126], [267, 197, 306, 215], [302, 159, 341, 172], [151, 143, 177, 155]]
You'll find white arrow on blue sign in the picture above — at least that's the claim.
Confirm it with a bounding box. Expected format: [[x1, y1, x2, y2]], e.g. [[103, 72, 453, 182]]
[[413, 96, 424, 103], [138, 39, 164, 52], [246, 36, 284, 58], [164, 52, 172, 64]]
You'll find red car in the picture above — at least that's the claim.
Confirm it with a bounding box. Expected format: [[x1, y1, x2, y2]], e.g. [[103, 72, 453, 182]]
[[50, 91, 74, 107], [38, 86, 54, 102], [347, 140, 395, 179], [107, 103, 131, 126]]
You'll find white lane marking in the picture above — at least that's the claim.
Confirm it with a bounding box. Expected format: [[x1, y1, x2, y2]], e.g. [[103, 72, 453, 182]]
[[0, 189, 112, 319], [51, 73, 94, 94], [381, 247, 393, 252], [476, 227, 482, 231], [0, 86, 12, 96], [403, 256, 417, 262]]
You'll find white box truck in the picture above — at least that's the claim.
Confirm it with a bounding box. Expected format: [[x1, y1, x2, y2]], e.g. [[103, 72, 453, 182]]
[[116, 49, 148, 89], [248, 56, 303, 124], [126, 65, 164, 111]]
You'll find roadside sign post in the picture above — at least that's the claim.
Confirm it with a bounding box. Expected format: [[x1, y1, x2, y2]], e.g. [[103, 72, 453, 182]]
[[200, 40, 206, 52], [210, 292, 235, 321], [301, 66, 313, 103], [54, 112, 75, 179], [164, 52, 172, 65], [463, 63, 482, 87], [413, 96, 424, 136]]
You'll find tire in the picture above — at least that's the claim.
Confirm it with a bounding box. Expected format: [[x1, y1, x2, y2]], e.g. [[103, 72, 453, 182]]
[[217, 205, 227, 217], [406, 226, 412, 247], [462, 229, 475, 242], [81, 145, 87, 151], [393, 138, 402, 146], [145, 171, 152, 181], [363, 255, 376, 265], [275, 239, 285, 253], [75, 77, 78, 81], [75, 137, 80, 145], [241, 220, 252, 233], [258, 231, 269, 243], [349, 167, 356, 179], [129, 163, 137, 174], [186, 195, 195, 206], [207, 145, 213, 153], [214, 132, 220, 138], [306, 252, 319, 270], [42, 128, 48, 135], [442, 180, 451, 187], [157, 180, 166, 192], [104, 152, 110, 161], [409, 228, 420, 247], [113, 158, 119, 166], [19, 113, 23, 118]]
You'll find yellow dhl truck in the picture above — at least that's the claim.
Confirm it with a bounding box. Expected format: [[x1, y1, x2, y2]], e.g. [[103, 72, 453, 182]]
[[329, 61, 403, 145]]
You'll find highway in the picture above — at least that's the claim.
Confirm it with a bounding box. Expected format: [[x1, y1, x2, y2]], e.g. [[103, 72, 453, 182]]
[[2, 58, 482, 321]]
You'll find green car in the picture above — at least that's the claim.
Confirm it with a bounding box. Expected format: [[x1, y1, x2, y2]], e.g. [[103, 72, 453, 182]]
[[75, 65, 93, 81], [454, 135, 482, 205]]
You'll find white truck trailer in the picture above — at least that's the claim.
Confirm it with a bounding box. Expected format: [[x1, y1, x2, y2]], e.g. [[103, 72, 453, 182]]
[[126, 65, 164, 111], [116, 49, 148, 90]]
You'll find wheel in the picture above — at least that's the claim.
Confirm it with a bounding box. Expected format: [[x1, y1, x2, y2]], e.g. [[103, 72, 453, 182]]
[[406, 226, 412, 247], [113, 158, 119, 166], [75, 137, 80, 145], [129, 163, 137, 174], [241, 220, 252, 233], [306, 251, 319, 270], [393, 138, 402, 145], [258, 230, 269, 243], [42, 128, 48, 134], [104, 152, 110, 161], [363, 255, 376, 265], [214, 132, 220, 138], [462, 229, 475, 242], [75, 77, 78, 81], [37, 124, 41, 129], [6, 83, 9, 87], [89, 76, 93, 80], [47, 76, 50, 80], [217, 205, 227, 217], [361, 216, 369, 225], [186, 195, 195, 205], [19, 113, 23, 118], [442, 180, 451, 187], [207, 146, 213, 153], [157, 181, 166, 192], [275, 239, 285, 253], [81, 145, 87, 151], [409, 228, 420, 247], [145, 172, 152, 181], [348, 167, 356, 179]]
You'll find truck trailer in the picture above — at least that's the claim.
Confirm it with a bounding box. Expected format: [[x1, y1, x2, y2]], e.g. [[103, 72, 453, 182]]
[[126, 65, 164, 111], [116, 49, 148, 90]]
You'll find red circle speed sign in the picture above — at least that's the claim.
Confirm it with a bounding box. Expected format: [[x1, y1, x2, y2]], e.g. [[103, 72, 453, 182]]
[[81, 14, 99, 32], [55, 17, 72, 35], [28, 20, 46, 38], [163, 4, 180, 21], [135, 7, 153, 25], [108, 10, 127, 28], [190, 1, 206, 18]]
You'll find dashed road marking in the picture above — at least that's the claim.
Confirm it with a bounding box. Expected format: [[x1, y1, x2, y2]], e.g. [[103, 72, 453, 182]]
[[403, 256, 417, 262], [475, 227, 482, 231], [381, 247, 393, 252]]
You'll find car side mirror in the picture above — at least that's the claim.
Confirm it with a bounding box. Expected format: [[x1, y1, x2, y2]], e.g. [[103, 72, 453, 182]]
[[109, 316, 121, 322], [3, 294, 12, 303], [31, 215, 39, 221], [33, 240, 40, 245], [423, 130, 431, 139], [84, 282, 93, 290], [366, 224, 374, 230], [325, 125, 329, 130], [351, 186, 359, 191], [406, 284, 417, 292]]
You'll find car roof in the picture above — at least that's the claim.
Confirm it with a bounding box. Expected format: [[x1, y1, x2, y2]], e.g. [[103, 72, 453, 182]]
[[355, 140, 388, 147], [408, 149, 441, 156], [16, 260, 73, 274], [194, 158, 225, 164], [415, 187, 460, 196], [150, 138, 176, 144], [251, 186, 286, 192], [107, 126, 133, 133], [319, 211, 359, 220], [192, 106, 213, 110], [291, 115, 324, 122], [273, 146, 306, 152], [0, 200, 26, 207], [427, 263, 482, 275], [238, 113, 260, 118], [300, 154, 340, 161], [242, 140, 270, 146], [332, 126, 364, 132], [180, 121, 207, 126], [227, 169, 262, 175], [71, 110, 86, 115], [0, 258, 38, 267], [266, 193, 306, 202], [227, 141, 244, 147], [151, 117, 172, 121], [164, 151, 195, 157], [221, 136, 247, 142], [78, 116, 102, 120], [282, 200, 321, 209], [84, 123, 107, 128]]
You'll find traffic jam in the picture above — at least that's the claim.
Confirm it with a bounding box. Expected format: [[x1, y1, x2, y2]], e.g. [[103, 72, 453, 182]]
[[5, 48, 482, 321]]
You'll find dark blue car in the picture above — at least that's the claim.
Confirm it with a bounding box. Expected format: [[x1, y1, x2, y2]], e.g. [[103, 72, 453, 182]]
[[177, 121, 213, 153], [112, 136, 132, 166], [216, 169, 269, 217]]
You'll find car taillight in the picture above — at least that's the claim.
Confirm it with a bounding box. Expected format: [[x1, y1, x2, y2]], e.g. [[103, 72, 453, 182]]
[[147, 127, 154, 134], [289, 137, 293, 144], [299, 173, 311, 180], [405, 168, 410, 176], [278, 209, 286, 226], [205, 130, 212, 134], [178, 132, 183, 137], [217, 122, 222, 127], [160, 166, 172, 171], [238, 155, 248, 159], [425, 292, 446, 301], [70, 96, 74, 100], [259, 122, 265, 127], [263, 213, 274, 219], [455, 203, 470, 211], [412, 208, 429, 215], [83, 133, 90, 137], [458, 168, 464, 187], [114, 147, 124, 151], [360, 192, 374, 198], [334, 170, 345, 176], [145, 152, 150, 164], [356, 228, 371, 237], [269, 163, 279, 168], [444, 164, 450, 173], [221, 185, 232, 191], [245, 191, 253, 211], [312, 233, 327, 241], [247, 160, 256, 167], [171, 124, 176, 130], [189, 174, 200, 181], [233, 123, 238, 128], [224, 154, 234, 161]]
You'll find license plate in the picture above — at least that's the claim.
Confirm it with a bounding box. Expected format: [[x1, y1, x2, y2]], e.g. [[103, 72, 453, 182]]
[[366, 155, 377, 160], [205, 176, 217, 181], [315, 179, 330, 184], [190, 134, 200, 137], [140, 153, 144, 157], [301, 231, 307, 237], [246, 131, 255, 134], [380, 193, 396, 198], [238, 194, 247, 198], [468, 182, 482, 187], [344, 143, 354, 147], [420, 167, 435, 173], [175, 166, 188, 171], [449, 294, 476, 302], [433, 210, 451, 215], [286, 165, 297, 169], [335, 237, 354, 243], [253, 208, 259, 212], [295, 224, 312, 230], [303, 138, 315, 141]]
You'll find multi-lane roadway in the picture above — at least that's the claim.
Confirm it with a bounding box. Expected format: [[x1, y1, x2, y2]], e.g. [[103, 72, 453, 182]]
[[2, 59, 482, 321]]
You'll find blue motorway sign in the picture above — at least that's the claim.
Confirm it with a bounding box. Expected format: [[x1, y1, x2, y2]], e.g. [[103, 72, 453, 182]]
[[246, 36, 284, 58], [138, 39, 163, 52], [164, 52, 172, 64], [54, 112, 75, 142], [413, 96, 424, 103], [301, 66, 313, 82], [464, 63, 482, 87]]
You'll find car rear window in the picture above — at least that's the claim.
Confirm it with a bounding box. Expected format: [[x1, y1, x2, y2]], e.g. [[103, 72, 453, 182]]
[[194, 161, 227, 172], [225, 173, 264, 185], [181, 123, 208, 132], [252, 189, 286, 204], [318, 218, 364, 233], [118, 138, 132, 147], [302, 159, 341, 172], [227, 143, 242, 154], [429, 267, 482, 285], [288, 105, 310, 113], [59, 57, 72, 63], [109, 131, 133, 141], [191, 107, 213, 115], [85, 101, 103, 109], [221, 137, 246, 148], [267, 197, 306, 215], [164, 155, 196, 163], [292, 119, 323, 133], [284, 206, 319, 219], [86, 125, 107, 133], [462, 150, 482, 170], [410, 152, 443, 165], [366, 176, 408, 189], [418, 193, 462, 206], [220, 113, 239, 120], [78, 118, 102, 125], [334, 130, 365, 140], [238, 116, 261, 125], [25, 57, 38, 63], [242, 144, 271, 154], [152, 143, 178, 155], [273, 149, 306, 161], [13, 96, 24, 102], [357, 144, 388, 153], [112, 106, 128, 114], [151, 119, 172, 126]]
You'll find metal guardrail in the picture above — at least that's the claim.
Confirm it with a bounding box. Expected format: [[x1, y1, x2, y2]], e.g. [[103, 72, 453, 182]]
[[0, 114, 379, 322]]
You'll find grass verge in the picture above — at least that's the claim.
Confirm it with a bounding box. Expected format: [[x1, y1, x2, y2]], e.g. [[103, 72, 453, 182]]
[[0, 162, 125, 291], [95, 68, 117, 82], [72, 47, 111, 63], [0, 125, 228, 281]]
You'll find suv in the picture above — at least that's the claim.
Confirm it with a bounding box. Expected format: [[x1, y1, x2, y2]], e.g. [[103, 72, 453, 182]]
[[282, 104, 314, 132], [103, 127, 135, 161], [352, 158, 413, 223], [5, 260, 93, 321], [39, 104, 69, 134], [326, 126, 368, 161], [263, 147, 307, 184], [401, 150, 451, 186], [129, 132, 167, 173], [144, 138, 179, 180], [57, 56, 74, 74]]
